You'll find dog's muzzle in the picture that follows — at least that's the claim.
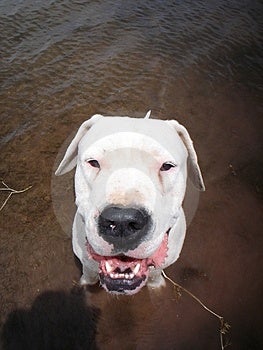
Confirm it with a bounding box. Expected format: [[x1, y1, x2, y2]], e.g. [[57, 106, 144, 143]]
[[87, 231, 169, 295], [85, 206, 168, 295], [98, 206, 152, 252]]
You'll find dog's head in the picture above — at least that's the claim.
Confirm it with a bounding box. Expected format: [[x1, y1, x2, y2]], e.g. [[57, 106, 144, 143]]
[[56, 113, 204, 294]]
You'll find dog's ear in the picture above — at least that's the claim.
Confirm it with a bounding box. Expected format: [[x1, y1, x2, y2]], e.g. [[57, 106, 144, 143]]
[[166, 120, 205, 191], [55, 114, 103, 176]]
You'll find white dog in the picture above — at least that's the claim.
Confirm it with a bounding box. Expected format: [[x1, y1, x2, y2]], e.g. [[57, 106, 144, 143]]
[[55, 112, 205, 295]]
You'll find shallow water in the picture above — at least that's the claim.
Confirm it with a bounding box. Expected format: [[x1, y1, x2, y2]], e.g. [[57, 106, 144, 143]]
[[1, 0, 262, 140], [1, 1, 263, 349]]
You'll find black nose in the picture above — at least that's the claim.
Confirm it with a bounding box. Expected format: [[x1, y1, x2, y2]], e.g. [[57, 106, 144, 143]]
[[98, 206, 151, 250]]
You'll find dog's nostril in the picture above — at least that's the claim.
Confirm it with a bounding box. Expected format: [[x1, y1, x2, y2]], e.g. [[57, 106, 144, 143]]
[[128, 216, 147, 231], [128, 221, 141, 231], [98, 206, 150, 238]]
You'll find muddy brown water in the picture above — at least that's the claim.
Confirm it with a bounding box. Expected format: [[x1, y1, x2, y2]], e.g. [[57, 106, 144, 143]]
[[0, 1, 263, 349]]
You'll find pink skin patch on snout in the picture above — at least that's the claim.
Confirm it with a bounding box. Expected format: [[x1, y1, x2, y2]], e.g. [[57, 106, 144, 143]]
[[86, 233, 168, 294]]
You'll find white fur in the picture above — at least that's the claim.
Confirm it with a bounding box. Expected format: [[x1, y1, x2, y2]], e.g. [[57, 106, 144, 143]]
[[56, 114, 204, 290]]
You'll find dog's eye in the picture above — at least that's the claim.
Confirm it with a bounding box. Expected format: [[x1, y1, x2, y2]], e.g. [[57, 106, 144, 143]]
[[160, 162, 176, 171], [86, 159, 100, 169]]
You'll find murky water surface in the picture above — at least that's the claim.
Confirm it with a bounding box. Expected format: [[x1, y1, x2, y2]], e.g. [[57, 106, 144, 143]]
[[1, 0, 262, 141], [0, 1, 262, 349]]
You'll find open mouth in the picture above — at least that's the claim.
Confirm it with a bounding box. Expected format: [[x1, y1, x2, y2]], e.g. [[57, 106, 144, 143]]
[[87, 232, 169, 295]]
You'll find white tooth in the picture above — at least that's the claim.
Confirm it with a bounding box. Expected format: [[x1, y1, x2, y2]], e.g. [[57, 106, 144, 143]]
[[110, 273, 114, 279], [125, 273, 129, 279], [130, 273, 135, 279], [119, 273, 124, 279], [105, 261, 113, 273], [133, 263, 140, 275]]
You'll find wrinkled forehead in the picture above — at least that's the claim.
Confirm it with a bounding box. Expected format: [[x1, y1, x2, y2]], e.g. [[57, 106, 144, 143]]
[[78, 117, 187, 162]]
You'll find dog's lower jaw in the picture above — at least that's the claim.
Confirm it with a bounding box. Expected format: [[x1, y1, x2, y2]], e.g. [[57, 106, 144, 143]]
[[80, 267, 166, 296], [80, 262, 166, 286], [80, 267, 166, 292]]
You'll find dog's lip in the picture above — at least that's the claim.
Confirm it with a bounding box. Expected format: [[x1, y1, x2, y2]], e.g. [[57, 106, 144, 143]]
[[86, 232, 169, 268], [86, 231, 169, 294], [99, 273, 147, 294]]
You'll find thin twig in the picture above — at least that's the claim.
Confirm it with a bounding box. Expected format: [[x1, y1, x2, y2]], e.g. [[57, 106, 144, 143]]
[[0, 181, 32, 211], [162, 270, 231, 350]]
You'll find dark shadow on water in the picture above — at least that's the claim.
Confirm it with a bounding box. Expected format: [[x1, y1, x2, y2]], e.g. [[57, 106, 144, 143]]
[[1, 288, 99, 350]]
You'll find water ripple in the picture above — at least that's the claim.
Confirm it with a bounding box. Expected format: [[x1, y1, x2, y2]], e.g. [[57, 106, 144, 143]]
[[0, 0, 262, 136]]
